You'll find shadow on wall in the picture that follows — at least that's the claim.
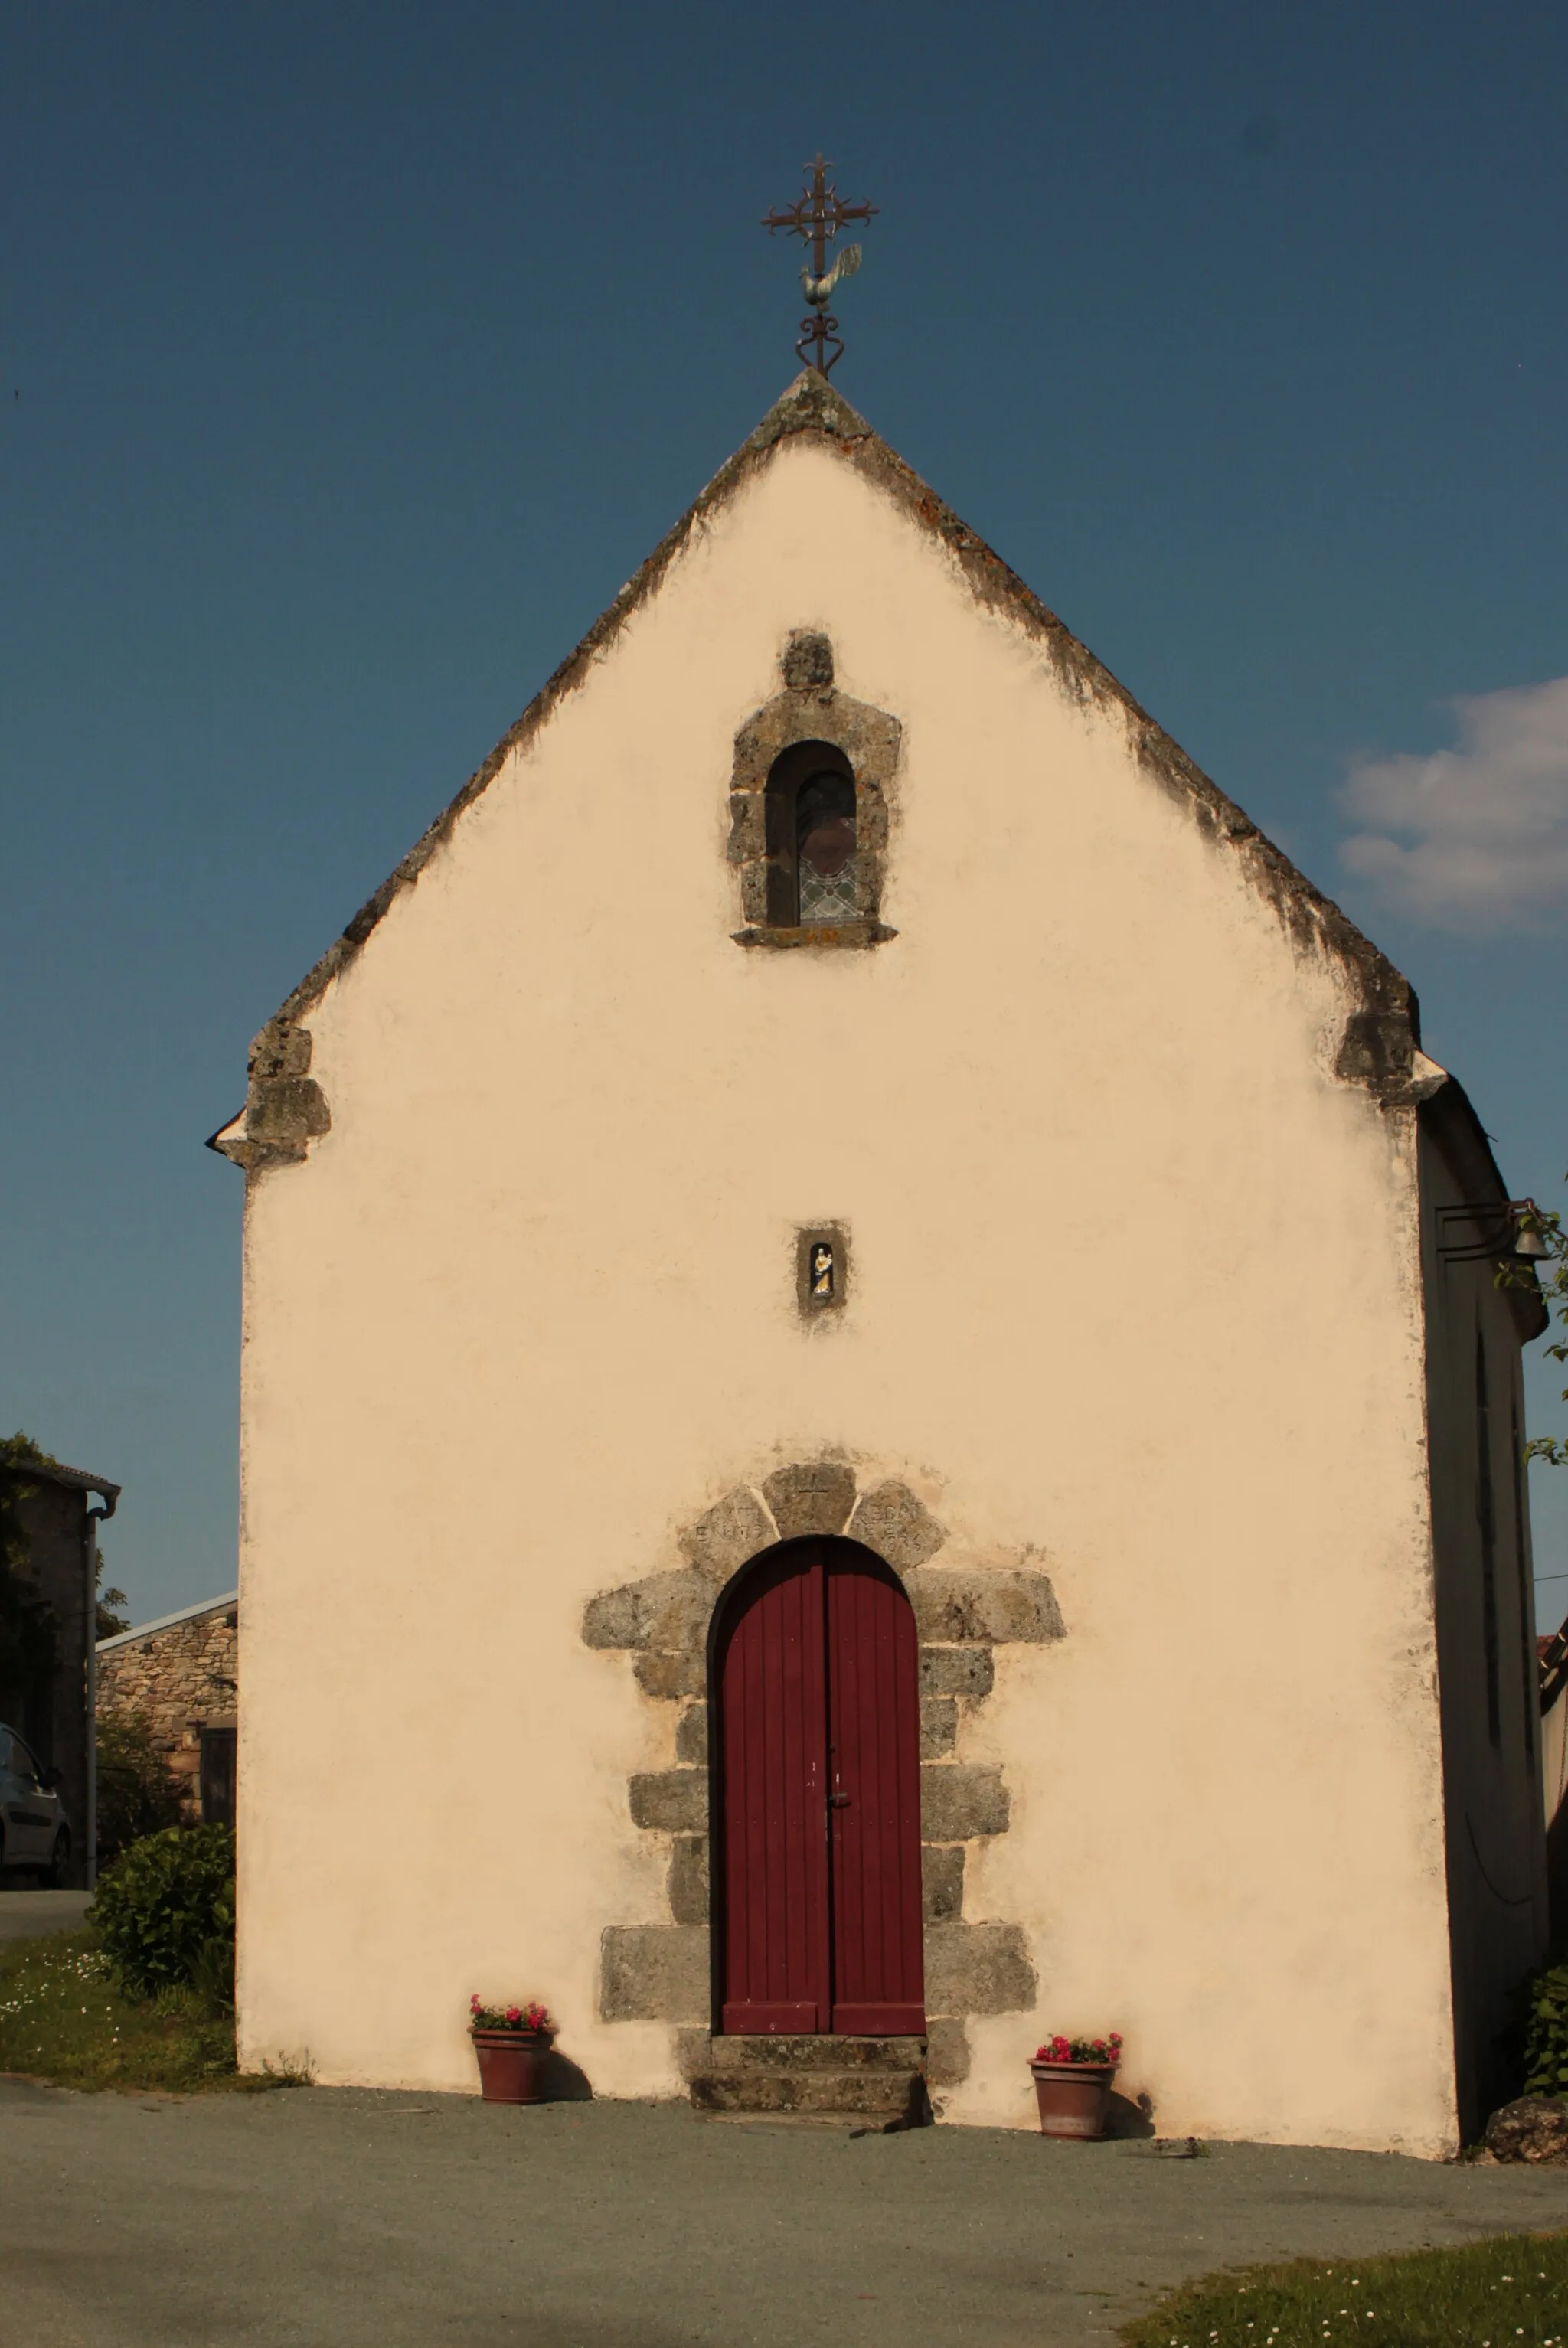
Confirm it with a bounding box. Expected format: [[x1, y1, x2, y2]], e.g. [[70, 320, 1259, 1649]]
[[1104, 2088, 1156, 2139], [537, 2048, 594, 2102]]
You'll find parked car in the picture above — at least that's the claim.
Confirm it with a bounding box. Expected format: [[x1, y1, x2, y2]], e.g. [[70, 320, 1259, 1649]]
[[0, 1722, 71, 1886]]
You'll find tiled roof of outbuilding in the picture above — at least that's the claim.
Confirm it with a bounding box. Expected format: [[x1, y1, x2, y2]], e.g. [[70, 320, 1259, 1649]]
[[0, 1455, 119, 1512], [97, 1590, 237, 1654]]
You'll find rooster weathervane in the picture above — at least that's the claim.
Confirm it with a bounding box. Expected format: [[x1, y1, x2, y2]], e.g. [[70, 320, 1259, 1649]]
[[762, 155, 878, 376]]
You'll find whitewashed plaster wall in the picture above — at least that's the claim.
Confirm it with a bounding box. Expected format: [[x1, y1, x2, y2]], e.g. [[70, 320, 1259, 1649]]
[[230, 407, 1465, 2154]]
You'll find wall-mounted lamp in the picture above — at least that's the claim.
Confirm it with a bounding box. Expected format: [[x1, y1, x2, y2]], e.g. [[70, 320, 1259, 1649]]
[[1436, 1199, 1549, 1266]]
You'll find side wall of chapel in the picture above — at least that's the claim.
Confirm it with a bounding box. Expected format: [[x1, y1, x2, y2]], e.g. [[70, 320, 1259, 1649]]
[[1419, 1113, 1549, 2139]]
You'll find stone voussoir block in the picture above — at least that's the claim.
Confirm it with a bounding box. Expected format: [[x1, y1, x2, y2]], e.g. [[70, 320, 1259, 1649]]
[[906, 1566, 1064, 1646], [678, 1487, 776, 1584], [921, 1843, 965, 1922], [920, 1694, 957, 1759], [782, 629, 835, 689], [920, 1762, 1009, 1841], [634, 1651, 707, 1701], [919, 1645, 995, 1700], [629, 1768, 709, 1834], [583, 1567, 714, 1654], [599, 1925, 709, 2023], [923, 1922, 1037, 2019], [668, 1836, 710, 1925], [762, 1461, 858, 1541], [726, 792, 766, 864], [844, 1481, 947, 1571], [675, 1704, 709, 1765], [923, 2016, 972, 2086]]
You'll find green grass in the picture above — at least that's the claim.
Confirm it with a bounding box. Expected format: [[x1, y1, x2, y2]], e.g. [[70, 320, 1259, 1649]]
[[1120, 2232, 1568, 2348], [0, 1928, 296, 2095]]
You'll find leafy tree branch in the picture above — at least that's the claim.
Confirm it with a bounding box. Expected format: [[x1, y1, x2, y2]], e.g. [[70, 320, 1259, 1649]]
[[1510, 1191, 1568, 1469]]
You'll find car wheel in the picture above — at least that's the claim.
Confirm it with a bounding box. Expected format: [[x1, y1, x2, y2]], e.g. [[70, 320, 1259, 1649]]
[[47, 1830, 70, 1889]]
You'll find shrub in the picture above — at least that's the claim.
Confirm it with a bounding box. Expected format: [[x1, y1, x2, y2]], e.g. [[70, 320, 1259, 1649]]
[[190, 1931, 235, 2015], [95, 1712, 184, 1863], [1522, 1958, 1568, 2095], [89, 1824, 235, 2000]]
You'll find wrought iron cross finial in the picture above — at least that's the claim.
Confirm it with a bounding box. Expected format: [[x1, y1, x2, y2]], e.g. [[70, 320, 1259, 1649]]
[[762, 154, 878, 377]]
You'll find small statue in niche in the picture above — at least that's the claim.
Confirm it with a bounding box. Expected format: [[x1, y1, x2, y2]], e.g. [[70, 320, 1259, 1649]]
[[796, 1224, 847, 1317]]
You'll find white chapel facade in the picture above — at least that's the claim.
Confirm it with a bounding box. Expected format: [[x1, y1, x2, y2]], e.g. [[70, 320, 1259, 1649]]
[[216, 371, 1547, 2153]]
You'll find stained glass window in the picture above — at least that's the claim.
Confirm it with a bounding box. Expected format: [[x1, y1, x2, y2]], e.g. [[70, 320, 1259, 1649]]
[[795, 769, 858, 926]]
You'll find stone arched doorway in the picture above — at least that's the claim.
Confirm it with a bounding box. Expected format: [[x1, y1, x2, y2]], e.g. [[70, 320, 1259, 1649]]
[[585, 1462, 1062, 2111], [712, 1537, 924, 2036]]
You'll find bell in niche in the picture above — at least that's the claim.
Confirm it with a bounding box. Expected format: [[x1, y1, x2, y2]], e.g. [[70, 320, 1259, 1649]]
[[1513, 1216, 1550, 1262]]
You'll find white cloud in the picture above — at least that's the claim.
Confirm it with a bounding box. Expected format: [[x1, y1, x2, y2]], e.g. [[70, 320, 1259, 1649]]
[[1339, 676, 1568, 931]]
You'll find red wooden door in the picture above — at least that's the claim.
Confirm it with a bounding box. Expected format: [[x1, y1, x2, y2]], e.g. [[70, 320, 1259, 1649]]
[[718, 1540, 925, 2036], [718, 1546, 831, 2032], [826, 1556, 926, 2033]]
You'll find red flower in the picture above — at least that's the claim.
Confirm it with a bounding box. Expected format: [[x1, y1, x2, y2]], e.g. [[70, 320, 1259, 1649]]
[[1033, 2028, 1122, 2068], [468, 1993, 554, 2033]]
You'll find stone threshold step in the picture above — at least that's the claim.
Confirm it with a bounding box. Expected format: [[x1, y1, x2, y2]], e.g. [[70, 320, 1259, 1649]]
[[690, 2071, 932, 2124], [694, 2033, 927, 2075]]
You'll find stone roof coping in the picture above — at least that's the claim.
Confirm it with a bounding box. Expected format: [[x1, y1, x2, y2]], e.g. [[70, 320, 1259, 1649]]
[[217, 370, 1410, 1099], [97, 1591, 237, 1654]]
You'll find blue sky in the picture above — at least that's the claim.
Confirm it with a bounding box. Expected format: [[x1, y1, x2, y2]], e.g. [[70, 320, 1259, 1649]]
[[4, 0, 1566, 1621]]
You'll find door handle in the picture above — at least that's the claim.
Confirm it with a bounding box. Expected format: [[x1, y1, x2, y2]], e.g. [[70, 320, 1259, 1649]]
[[828, 1791, 851, 1808]]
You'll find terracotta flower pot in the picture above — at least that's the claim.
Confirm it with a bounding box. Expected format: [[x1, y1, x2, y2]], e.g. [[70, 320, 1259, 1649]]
[[1031, 2060, 1116, 2140], [470, 2028, 551, 2105]]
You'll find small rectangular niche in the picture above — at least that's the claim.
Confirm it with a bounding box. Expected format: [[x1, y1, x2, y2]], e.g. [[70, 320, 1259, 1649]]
[[796, 1225, 849, 1320]]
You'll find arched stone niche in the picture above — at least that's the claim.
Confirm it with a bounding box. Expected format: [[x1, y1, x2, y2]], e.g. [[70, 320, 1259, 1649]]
[[728, 632, 901, 949], [582, 1461, 1066, 2094]]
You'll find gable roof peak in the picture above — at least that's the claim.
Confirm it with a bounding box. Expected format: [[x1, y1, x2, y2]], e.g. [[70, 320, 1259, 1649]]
[[743, 369, 873, 453], [214, 365, 1439, 1177]]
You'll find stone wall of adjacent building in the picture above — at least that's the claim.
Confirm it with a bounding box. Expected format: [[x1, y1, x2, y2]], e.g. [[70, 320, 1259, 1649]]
[[0, 1467, 98, 1885], [96, 1603, 238, 1822]]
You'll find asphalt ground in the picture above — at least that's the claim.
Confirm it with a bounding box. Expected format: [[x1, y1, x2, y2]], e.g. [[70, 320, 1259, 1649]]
[[0, 1888, 92, 1942], [5, 2080, 1568, 2348]]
